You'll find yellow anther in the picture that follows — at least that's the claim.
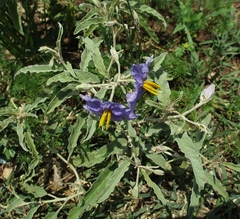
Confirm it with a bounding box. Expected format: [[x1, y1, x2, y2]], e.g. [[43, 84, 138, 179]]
[[143, 81, 161, 95], [99, 109, 111, 130]]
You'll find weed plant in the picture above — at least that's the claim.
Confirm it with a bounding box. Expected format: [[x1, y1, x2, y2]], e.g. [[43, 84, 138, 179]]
[[0, 0, 240, 218]]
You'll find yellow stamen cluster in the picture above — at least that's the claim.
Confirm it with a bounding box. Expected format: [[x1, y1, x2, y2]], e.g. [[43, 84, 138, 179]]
[[143, 81, 161, 95], [99, 109, 111, 130]]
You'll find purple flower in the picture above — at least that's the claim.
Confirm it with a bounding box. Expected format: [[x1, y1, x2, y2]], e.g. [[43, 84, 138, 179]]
[[80, 95, 137, 130], [127, 55, 161, 111]]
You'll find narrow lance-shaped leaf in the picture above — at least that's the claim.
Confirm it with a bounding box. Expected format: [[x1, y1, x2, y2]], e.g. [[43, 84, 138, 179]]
[[66, 61, 77, 79], [80, 47, 92, 71], [220, 162, 240, 172], [204, 170, 229, 199], [82, 114, 98, 143], [47, 84, 78, 114], [195, 114, 212, 151], [175, 132, 205, 190], [188, 179, 201, 219], [6, 0, 24, 35], [25, 205, 40, 219], [15, 65, 62, 77], [82, 37, 109, 78], [25, 131, 39, 161], [74, 70, 100, 83], [17, 122, 28, 152], [56, 22, 63, 58], [68, 115, 86, 155], [44, 212, 58, 219], [97, 160, 130, 203], [6, 198, 25, 212], [28, 89, 52, 111], [47, 72, 78, 86], [138, 15, 159, 44], [129, 1, 167, 27], [141, 168, 166, 205], [67, 161, 118, 219], [74, 17, 106, 35]]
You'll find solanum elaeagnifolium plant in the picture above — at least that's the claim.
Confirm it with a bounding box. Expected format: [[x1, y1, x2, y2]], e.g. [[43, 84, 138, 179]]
[[0, 1, 229, 218]]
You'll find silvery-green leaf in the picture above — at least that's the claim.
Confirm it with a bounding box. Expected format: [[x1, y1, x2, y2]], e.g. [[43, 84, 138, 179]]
[[28, 89, 52, 111], [195, 114, 211, 151], [15, 65, 62, 77], [204, 170, 229, 199], [68, 161, 118, 218], [47, 72, 77, 86], [175, 132, 205, 190], [97, 160, 130, 203], [47, 84, 78, 114], [25, 205, 40, 219], [82, 114, 98, 143], [17, 122, 28, 152], [74, 17, 106, 35], [82, 37, 109, 78], [129, 1, 166, 27], [56, 22, 63, 57], [141, 169, 166, 205], [138, 15, 159, 43], [74, 70, 100, 83], [188, 179, 200, 219], [151, 53, 168, 71], [68, 115, 86, 155]]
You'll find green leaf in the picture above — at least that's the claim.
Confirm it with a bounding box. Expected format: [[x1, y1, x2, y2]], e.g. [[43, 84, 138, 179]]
[[68, 161, 118, 218], [17, 122, 28, 152], [6, 0, 24, 35], [155, 71, 171, 107], [195, 114, 211, 151], [15, 65, 62, 77], [96, 138, 128, 158], [80, 47, 92, 71], [66, 61, 77, 78], [188, 179, 200, 219], [73, 138, 127, 167], [147, 123, 169, 136], [46, 72, 77, 86], [130, 1, 166, 27], [82, 37, 109, 78], [0, 116, 15, 132], [74, 17, 106, 35], [138, 15, 159, 44], [68, 115, 86, 155], [220, 162, 240, 172], [23, 184, 47, 198], [151, 52, 168, 71], [6, 198, 24, 212], [175, 132, 205, 190], [173, 23, 185, 34], [28, 89, 53, 111], [145, 151, 168, 170], [47, 84, 78, 114], [145, 100, 167, 111], [141, 169, 166, 205], [74, 70, 100, 83], [56, 22, 63, 58], [82, 114, 98, 142], [25, 131, 39, 161], [97, 160, 130, 203], [204, 170, 229, 199], [25, 205, 40, 219], [44, 212, 58, 219]]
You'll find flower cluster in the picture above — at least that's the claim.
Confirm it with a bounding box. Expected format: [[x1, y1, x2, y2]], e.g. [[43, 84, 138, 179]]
[[81, 55, 161, 129]]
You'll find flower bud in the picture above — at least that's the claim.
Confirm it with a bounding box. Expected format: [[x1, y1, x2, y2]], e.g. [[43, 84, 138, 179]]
[[110, 46, 119, 63], [200, 84, 215, 101]]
